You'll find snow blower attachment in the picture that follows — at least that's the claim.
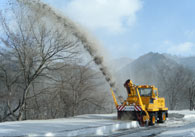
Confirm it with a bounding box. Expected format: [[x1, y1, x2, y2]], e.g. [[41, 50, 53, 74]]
[[111, 79, 168, 126]]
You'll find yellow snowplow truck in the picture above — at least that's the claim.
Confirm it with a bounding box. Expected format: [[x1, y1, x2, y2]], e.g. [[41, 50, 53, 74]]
[[111, 79, 168, 126]]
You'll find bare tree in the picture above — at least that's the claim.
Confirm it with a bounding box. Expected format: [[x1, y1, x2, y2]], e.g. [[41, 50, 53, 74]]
[[157, 64, 192, 110], [0, 3, 79, 120], [52, 62, 109, 117], [22, 61, 110, 119], [0, 51, 22, 121], [188, 76, 195, 110]]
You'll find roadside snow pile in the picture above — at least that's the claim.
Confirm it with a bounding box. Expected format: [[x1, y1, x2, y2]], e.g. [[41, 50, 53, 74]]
[[169, 110, 195, 121], [169, 110, 195, 116], [183, 114, 195, 121], [0, 113, 139, 136]]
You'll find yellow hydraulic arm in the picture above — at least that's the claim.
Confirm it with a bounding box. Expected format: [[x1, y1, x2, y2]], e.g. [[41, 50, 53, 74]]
[[110, 88, 118, 108], [136, 88, 149, 121]]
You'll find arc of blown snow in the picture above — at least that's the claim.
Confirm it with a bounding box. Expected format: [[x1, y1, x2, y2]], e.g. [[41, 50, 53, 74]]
[[16, 0, 117, 94]]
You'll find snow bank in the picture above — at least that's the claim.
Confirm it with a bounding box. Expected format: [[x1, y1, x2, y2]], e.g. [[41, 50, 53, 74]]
[[64, 121, 139, 136], [169, 110, 195, 116], [183, 114, 195, 121], [2, 110, 195, 136], [0, 113, 139, 136], [168, 110, 195, 122]]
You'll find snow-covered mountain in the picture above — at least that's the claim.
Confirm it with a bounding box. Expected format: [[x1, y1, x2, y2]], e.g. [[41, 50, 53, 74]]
[[116, 52, 195, 85], [116, 52, 180, 86]]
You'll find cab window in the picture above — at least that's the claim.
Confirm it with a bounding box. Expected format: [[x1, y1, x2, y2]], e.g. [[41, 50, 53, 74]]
[[138, 88, 152, 96]]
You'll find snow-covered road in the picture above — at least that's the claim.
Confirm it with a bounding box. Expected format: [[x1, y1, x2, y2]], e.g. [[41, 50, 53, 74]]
[[112, 110, 195, 137], [0, 110, 195, 136], [0, 114, 139, 136]]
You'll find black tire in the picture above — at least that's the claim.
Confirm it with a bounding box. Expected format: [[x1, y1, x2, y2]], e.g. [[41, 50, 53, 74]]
[[137, 111, 149, 127], [159, 112, 166, 123], [149, 112, 157, 126]]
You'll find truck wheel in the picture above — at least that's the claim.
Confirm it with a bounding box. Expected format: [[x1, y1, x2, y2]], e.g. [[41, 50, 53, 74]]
[[149, 113, 156, 126], [159, 112, 166, 123]]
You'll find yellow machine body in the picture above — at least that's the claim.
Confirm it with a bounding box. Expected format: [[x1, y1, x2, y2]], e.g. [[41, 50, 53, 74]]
[[111, 80, 168, 126]]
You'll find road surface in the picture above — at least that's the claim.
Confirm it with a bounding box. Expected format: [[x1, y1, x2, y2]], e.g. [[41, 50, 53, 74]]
[[111, 111, 195, 137], [0, 110, 195, 136]]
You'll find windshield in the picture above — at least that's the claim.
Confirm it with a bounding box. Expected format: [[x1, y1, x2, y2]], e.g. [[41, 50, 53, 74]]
[[138, 88, 152, 96]]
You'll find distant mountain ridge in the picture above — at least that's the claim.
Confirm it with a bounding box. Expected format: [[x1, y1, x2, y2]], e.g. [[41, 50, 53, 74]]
[[110, 52, 195, 91], [115, 52, 180, 85]]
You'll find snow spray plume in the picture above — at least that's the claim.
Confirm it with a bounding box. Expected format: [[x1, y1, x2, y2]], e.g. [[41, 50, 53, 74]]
[[16, 0, 117, 93]]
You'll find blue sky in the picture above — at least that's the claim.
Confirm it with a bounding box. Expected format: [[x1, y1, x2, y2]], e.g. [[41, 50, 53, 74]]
[[1, 0, 195, 59]]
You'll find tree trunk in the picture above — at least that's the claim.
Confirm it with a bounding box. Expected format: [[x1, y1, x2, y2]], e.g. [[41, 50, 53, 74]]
[[18, 103, 25, 121]]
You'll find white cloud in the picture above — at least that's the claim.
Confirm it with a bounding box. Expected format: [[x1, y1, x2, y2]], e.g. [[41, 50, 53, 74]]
[[63, 0, 142, 33], [167, 42, 194, 56]]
